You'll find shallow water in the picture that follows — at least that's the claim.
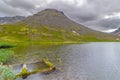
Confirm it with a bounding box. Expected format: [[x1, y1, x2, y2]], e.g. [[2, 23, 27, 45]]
[[12, 42, 120, 80]]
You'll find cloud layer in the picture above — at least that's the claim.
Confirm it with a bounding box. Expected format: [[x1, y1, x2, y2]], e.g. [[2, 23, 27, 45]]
[[0, 0, 120, 30]]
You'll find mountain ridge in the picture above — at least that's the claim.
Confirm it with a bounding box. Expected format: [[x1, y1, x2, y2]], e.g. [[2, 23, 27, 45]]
[[0, 16, 25, 24]]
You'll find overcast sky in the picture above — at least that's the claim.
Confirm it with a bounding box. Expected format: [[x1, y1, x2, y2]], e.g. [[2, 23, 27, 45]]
[[0, 0, 120, 31]]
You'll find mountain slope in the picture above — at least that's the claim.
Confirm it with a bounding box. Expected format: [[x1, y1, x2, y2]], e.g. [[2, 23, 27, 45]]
[[23, 9, 96, 34], [0, 9, 119, 43]]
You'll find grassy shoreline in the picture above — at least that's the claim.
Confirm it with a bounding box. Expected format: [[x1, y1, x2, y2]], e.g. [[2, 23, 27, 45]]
[[0, 40, 120, 48]]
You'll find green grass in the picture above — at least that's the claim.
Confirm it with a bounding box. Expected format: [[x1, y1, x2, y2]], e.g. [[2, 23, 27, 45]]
[[0, 42, 17, 48], [0, 49, 14, 64], [0, 22, 120, 45]]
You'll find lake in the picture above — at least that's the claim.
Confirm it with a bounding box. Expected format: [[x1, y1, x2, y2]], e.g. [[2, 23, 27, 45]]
[[12, 42, 120, 80]]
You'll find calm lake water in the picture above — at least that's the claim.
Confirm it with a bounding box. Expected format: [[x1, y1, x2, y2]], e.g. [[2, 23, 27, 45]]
[[12, 42, 120, 80]]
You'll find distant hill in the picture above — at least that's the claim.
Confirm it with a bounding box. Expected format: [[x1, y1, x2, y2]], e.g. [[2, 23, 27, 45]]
[[0, 16, 25, 24], [0, 9, 119, 43], [112, 28, 120, 36]]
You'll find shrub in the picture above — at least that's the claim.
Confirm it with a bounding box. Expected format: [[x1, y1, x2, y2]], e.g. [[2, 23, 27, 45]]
[[0, 49, 14, 64], [0, 64, 16, 80]]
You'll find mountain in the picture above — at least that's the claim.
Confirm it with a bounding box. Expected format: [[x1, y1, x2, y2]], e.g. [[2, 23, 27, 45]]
[[0, 16, 25, 24], [112, 27, 120, 36], [0, 9, 119, 43], [23, 9, 96, 35]]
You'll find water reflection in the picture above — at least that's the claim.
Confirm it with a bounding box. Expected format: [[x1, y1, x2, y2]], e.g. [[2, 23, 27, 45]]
[[13, 42, 120, 80]]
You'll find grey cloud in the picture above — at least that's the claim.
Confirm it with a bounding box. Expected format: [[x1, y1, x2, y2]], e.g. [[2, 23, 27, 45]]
[[0, 0, 100, 22], [0, 0, 120, 30], [84, 18, 120, 32], [0, 5, 31, 17], [3, 0, 35, 10], [0, 0, 32, 17], [98, 19, 120, 28], [36, 0, 99, 22], [92, 18, 120, 29], [87, 0, 120, 14]]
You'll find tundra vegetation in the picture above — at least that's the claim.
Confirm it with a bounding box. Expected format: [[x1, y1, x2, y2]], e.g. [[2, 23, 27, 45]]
[[0, 49, 15, 80]]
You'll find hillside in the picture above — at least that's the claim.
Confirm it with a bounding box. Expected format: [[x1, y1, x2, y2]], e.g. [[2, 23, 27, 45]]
[[0, 9, 119, 44]]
